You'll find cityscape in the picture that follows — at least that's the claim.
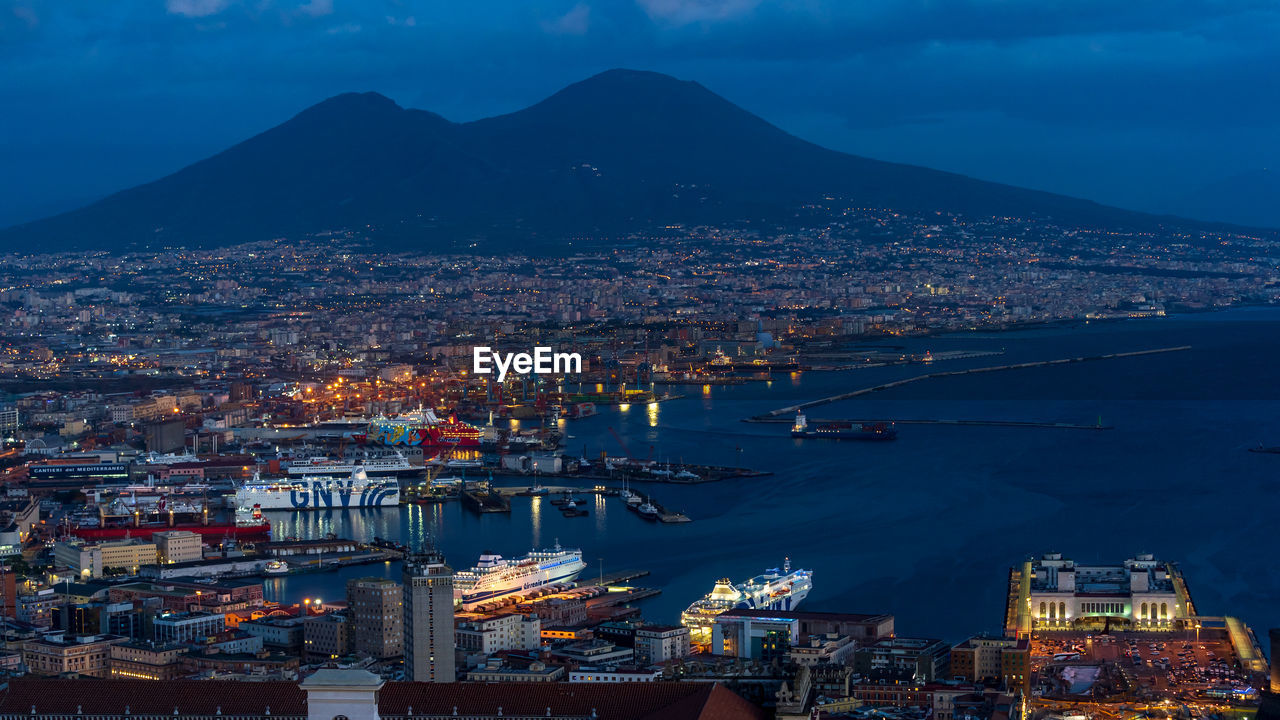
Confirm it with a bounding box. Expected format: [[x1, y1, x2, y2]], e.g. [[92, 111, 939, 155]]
[[2, 2, 1279, 720]]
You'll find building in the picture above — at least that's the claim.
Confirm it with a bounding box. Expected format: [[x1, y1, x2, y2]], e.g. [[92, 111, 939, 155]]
[[950, 635, 1031, 693], [467, 660, 566, 683], [455, 612, 540, 656], [53, 539, 158, 578], [21, 633, 127, 677], [402, 550, 455, 682], [0, 406, 18, 435], [634, 625, 691, 665], [570, 668, 663, 682], [1006, 552, 1193, 636], [710, 608, 889, 662], [144, 419, 185, 453], [237, 616, 308, 651], [852, 637, 952, 683], [152, 531, 203, 564], [304, 613, 352, 662], [151, 611, 225, 643], [347, 577, 403, 660], [109, 641, 187, 681]]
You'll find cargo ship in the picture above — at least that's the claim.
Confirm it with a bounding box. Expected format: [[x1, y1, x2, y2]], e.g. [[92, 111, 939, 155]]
[[681, 558, 813, 641], [791, 412, 897, 441], [69, 503, 271, 541], [355, 409, 482, 454], [453, 543, 586, 610], [236, 468, 399, 510]]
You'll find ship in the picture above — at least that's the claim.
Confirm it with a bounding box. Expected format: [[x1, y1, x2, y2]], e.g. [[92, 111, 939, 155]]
[[235, 468, 399, 510], [70, 503, 270, 541], [453, 543, 586, 610], [355, 409, 482, 455], [791, 412, 897, 441], [286, 453, 417, 478], [680, 558, 814, 642]]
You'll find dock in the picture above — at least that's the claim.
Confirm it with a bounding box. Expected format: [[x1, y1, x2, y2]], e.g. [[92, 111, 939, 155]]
[[754, 417, 1113, 430], [750, 345, 1191, 420], [460, 484, 511, 513]]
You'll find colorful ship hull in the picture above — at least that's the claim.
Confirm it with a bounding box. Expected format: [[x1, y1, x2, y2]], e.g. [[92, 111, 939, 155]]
[[355, 409, 483, 452]]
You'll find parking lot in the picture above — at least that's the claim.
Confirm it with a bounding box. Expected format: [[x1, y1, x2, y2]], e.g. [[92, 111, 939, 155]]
[[1028, 630, 1255, 703]]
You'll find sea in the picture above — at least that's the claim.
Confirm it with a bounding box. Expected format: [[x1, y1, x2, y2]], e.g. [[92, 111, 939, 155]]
[[261, 306, 1280, 643]]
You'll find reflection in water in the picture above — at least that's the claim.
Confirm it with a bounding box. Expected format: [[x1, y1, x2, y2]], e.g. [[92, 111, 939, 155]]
[[531, 496, 542, 546], [647, 401, 659, 427], [594, 493, 607, 533]]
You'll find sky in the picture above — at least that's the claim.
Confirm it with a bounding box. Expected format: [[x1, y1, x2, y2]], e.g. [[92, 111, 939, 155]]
[[2, 0, 1278, 228]]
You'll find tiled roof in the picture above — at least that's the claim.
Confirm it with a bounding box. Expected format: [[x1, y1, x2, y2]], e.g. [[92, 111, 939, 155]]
[[0, 679, 765, 720]]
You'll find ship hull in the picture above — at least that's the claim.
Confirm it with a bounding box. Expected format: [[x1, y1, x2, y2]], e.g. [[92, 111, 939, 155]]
[[71, 523, 271, 541], [454, 550, 586, 610], [236, 478, 400, 510], [792, 428, 897, 441]]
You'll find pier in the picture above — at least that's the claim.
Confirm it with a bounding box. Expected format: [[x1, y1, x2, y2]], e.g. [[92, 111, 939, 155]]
[[750, 345, 1191, 420], [753, 417, 1113, 430]]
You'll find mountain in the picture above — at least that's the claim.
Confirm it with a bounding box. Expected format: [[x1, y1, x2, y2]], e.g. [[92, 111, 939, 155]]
[[1158, 169, 1280, 229], [0, 70, 1241, 253]]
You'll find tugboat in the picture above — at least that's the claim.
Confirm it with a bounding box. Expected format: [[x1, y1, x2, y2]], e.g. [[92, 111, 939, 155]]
[[790, 412, 897, 441], [560, 499, 589, 518]]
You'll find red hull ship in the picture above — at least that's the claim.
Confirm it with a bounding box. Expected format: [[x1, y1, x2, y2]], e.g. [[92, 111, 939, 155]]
[[70, 522, 272, 541], [355, 409, 482, 453]]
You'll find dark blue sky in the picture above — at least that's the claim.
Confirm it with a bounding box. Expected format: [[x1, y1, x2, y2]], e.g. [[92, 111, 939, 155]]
[[2, 0, 1278, 227]]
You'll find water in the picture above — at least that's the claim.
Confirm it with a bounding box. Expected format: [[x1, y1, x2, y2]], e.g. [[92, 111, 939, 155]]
[[263, 307, 1280, 642]]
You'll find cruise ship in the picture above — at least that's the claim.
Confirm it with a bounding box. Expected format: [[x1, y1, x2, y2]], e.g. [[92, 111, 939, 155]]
[[286, 453, 416, 478], [680, 559, 813, 641], [454, 543, 586, 610], [235, 468, 399, 510], [355, 409, 483, 453]]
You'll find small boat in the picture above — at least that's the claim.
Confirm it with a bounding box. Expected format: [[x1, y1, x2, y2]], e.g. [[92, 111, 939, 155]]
[[560, 500, 589, 517], [637, 502, 659, 520], [263, 559, 289, 575]]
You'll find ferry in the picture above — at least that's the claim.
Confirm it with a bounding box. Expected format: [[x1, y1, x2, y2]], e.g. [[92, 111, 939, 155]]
[[355, 409, 482, 454], [286, 453, 417, 478], [681, 558, 813, 641], [791, 412, 897, 441], [454, 543, 586, 610], [235, 468, 399, 510]]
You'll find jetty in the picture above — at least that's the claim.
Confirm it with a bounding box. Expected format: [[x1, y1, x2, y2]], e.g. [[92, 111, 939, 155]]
[[750, 345, 1191, 420]]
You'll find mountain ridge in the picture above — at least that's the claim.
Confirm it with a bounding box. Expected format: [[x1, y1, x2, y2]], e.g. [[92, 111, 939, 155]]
[[0, 69, 1257, 253]]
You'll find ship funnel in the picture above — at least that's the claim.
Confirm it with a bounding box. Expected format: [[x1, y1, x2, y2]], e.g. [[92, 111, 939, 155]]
[[793, 412, 807, 431], [784, 556, 791, 573]]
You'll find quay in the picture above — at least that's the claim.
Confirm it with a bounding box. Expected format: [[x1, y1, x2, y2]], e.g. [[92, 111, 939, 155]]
[[751, 345, 1191, 419], [460, 483, 512, 513], [754, 417, 1113, 430]]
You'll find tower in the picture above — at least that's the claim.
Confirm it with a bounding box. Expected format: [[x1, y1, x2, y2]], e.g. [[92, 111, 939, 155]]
[[402, 549, 455, 682]]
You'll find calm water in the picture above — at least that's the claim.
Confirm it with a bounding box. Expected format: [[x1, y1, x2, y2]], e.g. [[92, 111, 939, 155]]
[[263, 307, 1280, 642]]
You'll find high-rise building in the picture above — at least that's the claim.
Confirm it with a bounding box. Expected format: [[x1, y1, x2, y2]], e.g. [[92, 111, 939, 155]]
[[950, 635, 1030, 693], [403, 550, 455, 682], [346, 577, 403, 659]]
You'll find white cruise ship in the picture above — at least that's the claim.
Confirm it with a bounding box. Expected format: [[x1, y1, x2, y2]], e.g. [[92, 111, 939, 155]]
[[235, 468, 399, 510], [286, 453, 416, 478], [454, 543, 586, 610], [680, 558, 813, 641]]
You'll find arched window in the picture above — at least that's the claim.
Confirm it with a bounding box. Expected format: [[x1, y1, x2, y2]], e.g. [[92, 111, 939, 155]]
[[1141, 602, 1148, 618], [1161, 603, 1168, 618], [1060, 602, 1066, 619], [1040, 602, 1046, 618]]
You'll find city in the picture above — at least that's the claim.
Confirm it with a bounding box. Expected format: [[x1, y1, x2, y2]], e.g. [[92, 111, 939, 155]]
[[2, 1, 1279, 719]]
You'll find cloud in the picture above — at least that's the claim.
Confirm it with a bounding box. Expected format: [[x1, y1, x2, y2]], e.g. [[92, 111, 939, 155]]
[[543, 3, 590, 35], [165, 0, 231, 18], [636, 0, 759, 25], [297, 0, 334, 18]]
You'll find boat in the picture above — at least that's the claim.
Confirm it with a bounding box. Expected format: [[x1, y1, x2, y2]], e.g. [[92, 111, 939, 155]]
[[681, 558, 814, 641], [560, 499, 588, 518], [70, 504, 271, 541], [354, 408, 483, 455], [286, 453, 417, 478], [636, 501, 659, 520], [790, 412, 897, 441], [235, 468, 399, 510], [453, 542, 586, 610], [263, 559, 289, 575]]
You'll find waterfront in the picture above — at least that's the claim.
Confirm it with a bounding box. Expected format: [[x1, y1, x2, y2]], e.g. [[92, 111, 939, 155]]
[[264, 307, 1280, 642]]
